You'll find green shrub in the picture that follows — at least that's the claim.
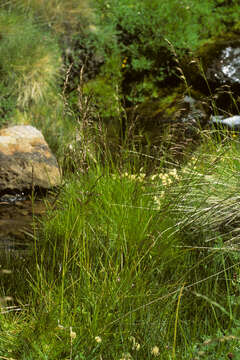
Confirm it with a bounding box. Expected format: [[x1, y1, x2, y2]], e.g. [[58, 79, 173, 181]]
[[82, 51, 123, 124], [94, 0, 239, 66], [90, 0, 240, 105]]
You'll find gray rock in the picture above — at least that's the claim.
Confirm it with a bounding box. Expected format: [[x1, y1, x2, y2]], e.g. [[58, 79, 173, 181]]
[[0, 125, 61, 192]]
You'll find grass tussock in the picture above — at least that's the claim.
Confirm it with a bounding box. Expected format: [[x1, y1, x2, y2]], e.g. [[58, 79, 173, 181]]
[[11, 0, 94, 34], [0, 10, 61, 110], [1, 129, 240, 359]]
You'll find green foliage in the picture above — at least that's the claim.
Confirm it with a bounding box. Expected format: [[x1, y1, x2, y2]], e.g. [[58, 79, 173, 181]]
[[93, 0, 238, 62], [82, 52, 123, 130], [89, 0, 240, 106]]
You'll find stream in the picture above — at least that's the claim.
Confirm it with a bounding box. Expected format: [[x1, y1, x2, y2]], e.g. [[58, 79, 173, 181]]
[[0, 194, 47, 259]]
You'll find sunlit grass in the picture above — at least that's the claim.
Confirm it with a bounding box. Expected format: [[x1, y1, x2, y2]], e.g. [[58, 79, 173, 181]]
[[0, 10, 61, 109], [12, 0, 94, 35], [1, 132, 240, 358]]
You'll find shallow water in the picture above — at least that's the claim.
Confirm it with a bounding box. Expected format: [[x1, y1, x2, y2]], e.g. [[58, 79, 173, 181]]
[[0, 194, 47, 258], [221, 46, 240, 83]]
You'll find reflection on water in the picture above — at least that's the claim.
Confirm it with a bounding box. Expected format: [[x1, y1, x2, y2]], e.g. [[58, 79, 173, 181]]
[[0, 194, 47, 258], [0, 194, 49, 304]]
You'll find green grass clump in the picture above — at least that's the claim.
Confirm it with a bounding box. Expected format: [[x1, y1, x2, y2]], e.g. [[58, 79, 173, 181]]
[[1, 133, 240, 358], [12, 0, 93, 35], [0, 9, 61, 124]]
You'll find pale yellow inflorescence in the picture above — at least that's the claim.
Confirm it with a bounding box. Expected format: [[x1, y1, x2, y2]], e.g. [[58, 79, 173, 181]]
[[70, 327, 76, 340], [95, 336, 102, 343], [151, 168, 180, 209], [151, 345, 160, 356], [119, 352, 132, 360], [113, 167, 181, 210], [129, 336, 141, 351]]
